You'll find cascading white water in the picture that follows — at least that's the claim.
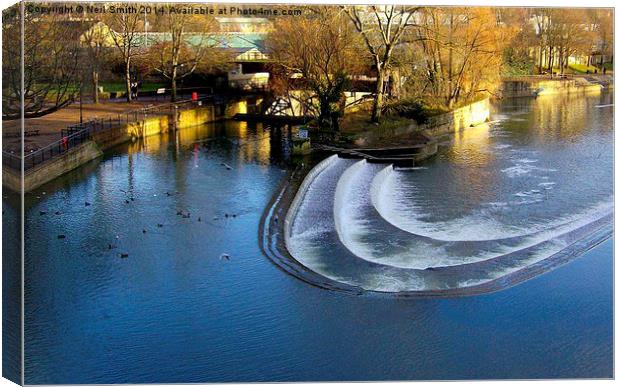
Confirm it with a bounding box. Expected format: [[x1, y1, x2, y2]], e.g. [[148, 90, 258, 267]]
[[333, 159, 377, 260], [370, 165, 612, 243], [332, 161, 612, 270], [284, 94, 613, 294]]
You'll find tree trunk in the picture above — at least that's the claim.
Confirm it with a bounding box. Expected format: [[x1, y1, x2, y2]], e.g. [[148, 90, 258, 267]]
[[92, 70, 99, 104], [389, 70, 400, 100], [318, 96, 332, 131], [125, 60, 132, 102], [448, 12, 454, 99], [171, 66, 178, 102], [538, 45, 544, 74], [372, 67, 385, 123]]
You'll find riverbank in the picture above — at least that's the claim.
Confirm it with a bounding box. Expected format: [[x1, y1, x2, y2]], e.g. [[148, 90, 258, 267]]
[[340, 98, 491, 148], [500, 75, 610, 98], [2, 100, 252, 192], [321, 98, 491, 166], [2, 101, 159, 153]]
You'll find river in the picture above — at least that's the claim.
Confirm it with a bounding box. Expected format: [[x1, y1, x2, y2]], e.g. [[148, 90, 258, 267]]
[[3, 92, 613, 383]]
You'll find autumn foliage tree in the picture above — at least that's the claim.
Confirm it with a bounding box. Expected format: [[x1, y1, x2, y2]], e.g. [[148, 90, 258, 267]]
[[408, 7, 509, 108], [267, 8, 363, 131], [590, 9, 613, 68]]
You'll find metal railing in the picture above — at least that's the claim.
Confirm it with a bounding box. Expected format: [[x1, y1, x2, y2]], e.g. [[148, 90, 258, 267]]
[[3, 98, 208, 171]]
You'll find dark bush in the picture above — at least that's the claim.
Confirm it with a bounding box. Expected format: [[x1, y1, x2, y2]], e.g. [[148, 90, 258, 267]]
[[382, 99, 432, 124]]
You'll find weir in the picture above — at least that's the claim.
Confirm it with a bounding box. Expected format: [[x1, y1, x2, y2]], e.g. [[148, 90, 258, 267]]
[[283, 153, 613, 294], [277, 92, 614, 295]]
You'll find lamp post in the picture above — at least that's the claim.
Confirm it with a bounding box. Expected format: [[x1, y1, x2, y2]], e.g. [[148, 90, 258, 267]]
[[79, 82, 83, 124]]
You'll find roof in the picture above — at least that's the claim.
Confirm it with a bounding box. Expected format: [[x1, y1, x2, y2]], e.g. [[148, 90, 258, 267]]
[[133, 32, 266, 51]]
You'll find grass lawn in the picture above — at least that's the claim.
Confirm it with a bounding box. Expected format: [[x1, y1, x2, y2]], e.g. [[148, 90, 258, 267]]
[[568, 64, 596, 73], [100, 82, 167, 93], [340, 109, 413, 136], [567, 64, 612, 74]]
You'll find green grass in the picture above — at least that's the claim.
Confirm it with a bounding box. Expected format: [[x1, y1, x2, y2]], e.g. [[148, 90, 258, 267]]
[[27, 83, 81, 102], [100, 82, 167, 93], [568, 64, 601, 74]]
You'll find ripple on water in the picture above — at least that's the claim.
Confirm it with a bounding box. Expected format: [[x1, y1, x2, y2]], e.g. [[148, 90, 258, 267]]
[[285, 95, 613, 293]]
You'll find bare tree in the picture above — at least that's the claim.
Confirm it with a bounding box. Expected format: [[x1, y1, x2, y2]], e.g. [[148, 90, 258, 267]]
[[148, 8, 225, 101], [80, 22, 111, 104], [341, 5, 420, 122], [587, 8, 613, 68], [531, 9, 553, 74], [104, 12, 144, 102], [2, 6, 80, 119]]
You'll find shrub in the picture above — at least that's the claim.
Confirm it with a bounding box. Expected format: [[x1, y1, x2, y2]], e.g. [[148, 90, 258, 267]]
[[382, 99, 433, 124]]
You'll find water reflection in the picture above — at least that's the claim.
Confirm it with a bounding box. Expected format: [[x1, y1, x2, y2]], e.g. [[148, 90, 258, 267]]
[[13, 93, 614, 383], [287, 91, 613, 292]]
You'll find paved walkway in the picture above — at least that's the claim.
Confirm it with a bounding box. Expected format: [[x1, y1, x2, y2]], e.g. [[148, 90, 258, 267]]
[[2, 100, 163, 153]]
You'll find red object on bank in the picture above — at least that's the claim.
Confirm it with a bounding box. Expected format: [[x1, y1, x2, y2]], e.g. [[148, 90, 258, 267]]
[[192, 92, 198, 101]]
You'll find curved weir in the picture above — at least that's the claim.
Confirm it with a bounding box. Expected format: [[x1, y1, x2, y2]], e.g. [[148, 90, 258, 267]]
[[338, 162, 612, 270], [371, 165, 611, 243], [283, 96, 613, 295]]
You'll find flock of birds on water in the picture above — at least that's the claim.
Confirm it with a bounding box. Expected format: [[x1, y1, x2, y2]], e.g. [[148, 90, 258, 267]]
[[34, 162, 239, 262]]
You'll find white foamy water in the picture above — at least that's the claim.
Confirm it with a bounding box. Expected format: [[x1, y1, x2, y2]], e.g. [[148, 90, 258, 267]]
[[283, 93, 613, 293], [333, 160, 377, 260], [329, 162, 611, 270], [371, 165, 612, 243], [502, 164, 557, 178], [456, 239, 569, 289], [285, 153, 611, 291]]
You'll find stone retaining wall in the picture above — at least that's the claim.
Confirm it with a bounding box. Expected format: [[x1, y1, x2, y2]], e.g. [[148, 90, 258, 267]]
[[354, 98, 491, 146], [4, 105, 221, 192], [421, 98, 491, 137], [3, 141, 104, 192], [501, 78, 603, 98]]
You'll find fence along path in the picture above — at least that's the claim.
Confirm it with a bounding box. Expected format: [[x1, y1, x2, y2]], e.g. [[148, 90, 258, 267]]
[[2, 99, 204, 171]]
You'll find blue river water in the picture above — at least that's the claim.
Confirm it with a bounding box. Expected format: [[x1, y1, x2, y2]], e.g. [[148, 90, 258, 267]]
[[3, 92, 613, 383]]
